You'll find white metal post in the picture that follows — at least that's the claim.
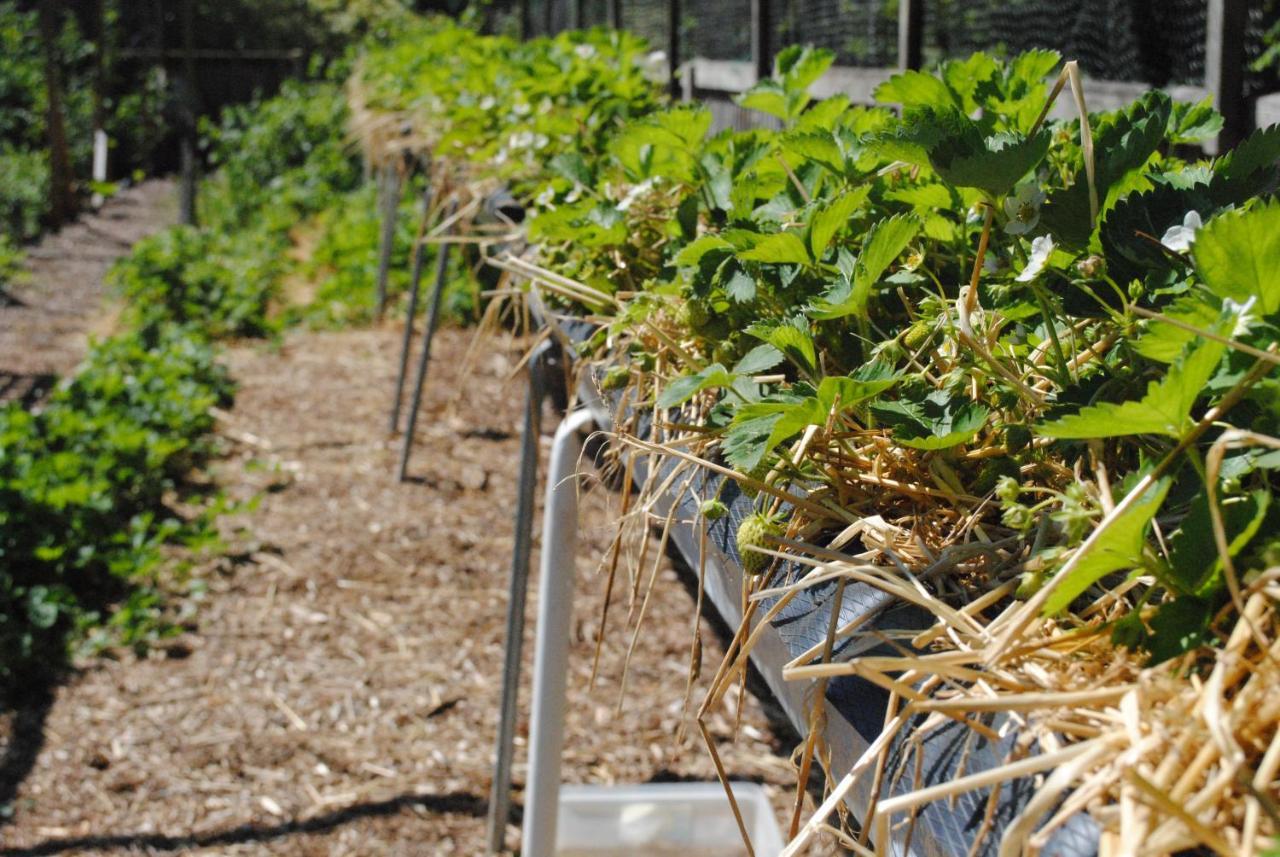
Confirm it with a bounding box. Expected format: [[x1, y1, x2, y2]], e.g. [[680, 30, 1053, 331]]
[[521, 408, 595, 857]]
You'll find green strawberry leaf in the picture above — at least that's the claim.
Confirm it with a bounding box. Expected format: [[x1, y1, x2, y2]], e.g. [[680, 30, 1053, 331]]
[[871, 389, 989, 450], [1037, 340, 1226, 439], [737, 231, 812, 266], [1193, 199, 1280, 315], [875, 69, 959, 112], [1164, 489, 1270, 596], [733, 344, 785, 376], [1041, 91, 1172, 248], [656, 363, 735, 409], [807, 187, 871, 260], [1043, 477, 1172, 614], [809, 214, 920, 319], [1167, 97, 1224, 145], [748, 320, 817, 376]]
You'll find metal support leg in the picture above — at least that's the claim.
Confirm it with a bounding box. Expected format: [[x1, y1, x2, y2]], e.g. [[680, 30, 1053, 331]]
[[395, 213, 454, 482], [374, 162, 403, 321], [389, 181, 436, 435], [521, 408, 596, 857], [485, 343, 551, 853]]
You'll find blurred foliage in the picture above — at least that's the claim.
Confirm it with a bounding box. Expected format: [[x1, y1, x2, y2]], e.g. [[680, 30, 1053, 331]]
[[0, 328, 235, 696]]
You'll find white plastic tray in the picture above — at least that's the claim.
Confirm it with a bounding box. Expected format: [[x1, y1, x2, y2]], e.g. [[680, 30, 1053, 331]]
[[555, 781, 784, 856]]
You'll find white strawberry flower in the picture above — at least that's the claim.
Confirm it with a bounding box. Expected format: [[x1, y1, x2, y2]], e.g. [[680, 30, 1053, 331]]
[[1160, 210, 1202, 253], [1003, 181, 1046, 235], [1016, 235, 1056, 282]]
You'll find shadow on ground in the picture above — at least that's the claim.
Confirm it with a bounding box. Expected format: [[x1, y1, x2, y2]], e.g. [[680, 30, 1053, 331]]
[[0, 790, 487, 856]]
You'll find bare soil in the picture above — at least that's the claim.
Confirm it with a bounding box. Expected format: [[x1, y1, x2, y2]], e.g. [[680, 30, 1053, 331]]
[[0, 323, 806, 855]]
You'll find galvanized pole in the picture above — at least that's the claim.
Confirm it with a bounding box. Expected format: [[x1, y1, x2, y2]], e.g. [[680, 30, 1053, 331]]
[[389, 176, 435, 435], [520, 408, 596, 857], [485, 343, 549, 854], [396, 202, 456, 482]]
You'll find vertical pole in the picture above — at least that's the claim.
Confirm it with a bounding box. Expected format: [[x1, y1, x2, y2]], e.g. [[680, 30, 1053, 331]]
[[570, 0, 583, 29], [485, 346, 548, 854], [396, 203, 455, 483], [179, 0, 197, 226], [389, 176, 435, 435], [608, 0, 622, 29], [373, 161, 402, 321], [38, 0, 74, 227], [897, 0, 924, 70], [750, 0, 772, 83], [667, 0, 681, 98], [1205, 0, 1249, 152], [543, 0, 553, 36], [520, 0, 532, 39], [521, 409, 596, 857], [91, 0, 108, 189]]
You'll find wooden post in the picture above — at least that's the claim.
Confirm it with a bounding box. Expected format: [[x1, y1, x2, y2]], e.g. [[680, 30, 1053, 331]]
[[1205, 0, 1249, 152], [178, 0, 198, 226], [897, 0, 924, 70], [751, 0, 772, 83], [38, 0, 74, 227], [667, 0, 681, 97]]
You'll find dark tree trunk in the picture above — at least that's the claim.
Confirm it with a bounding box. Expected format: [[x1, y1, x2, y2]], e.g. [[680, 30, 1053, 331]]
[[38, 0, 75, 227]]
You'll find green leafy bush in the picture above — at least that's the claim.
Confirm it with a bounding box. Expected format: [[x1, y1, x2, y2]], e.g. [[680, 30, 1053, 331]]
[[0, 146, 49, 242], [0, 328, 233, 693], [199, 80, 362, 232], [109, 226, 284, 340]]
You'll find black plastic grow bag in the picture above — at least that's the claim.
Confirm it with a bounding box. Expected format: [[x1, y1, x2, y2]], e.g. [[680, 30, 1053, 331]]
[[542, 313, 1100, 857]]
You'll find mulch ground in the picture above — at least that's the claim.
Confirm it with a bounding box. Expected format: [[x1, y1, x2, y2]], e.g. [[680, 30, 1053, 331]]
[[2, 250, 817, 855], [0, 181, 175, 405]]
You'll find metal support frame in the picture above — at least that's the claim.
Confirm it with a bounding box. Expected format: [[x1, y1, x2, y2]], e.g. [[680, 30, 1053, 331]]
[[667, 0, 682, 98], [389, 179, 436, 435], [520, 408, 596, 857], [374, 161, 403, 322], [395, 202, 455, 482], [485, 342, 553, 854], [519, 0, 532, 39], [897, 0, 924, 71], [750, 0, 772, 83], [1206, 0, 1250, 152]]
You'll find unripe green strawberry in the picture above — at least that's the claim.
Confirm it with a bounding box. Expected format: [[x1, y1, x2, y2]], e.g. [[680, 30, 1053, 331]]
[[700, 498, 728, 520], [600, 364, 630, 391], [736, 511, 784, 575], [676, 299, 710, 331]]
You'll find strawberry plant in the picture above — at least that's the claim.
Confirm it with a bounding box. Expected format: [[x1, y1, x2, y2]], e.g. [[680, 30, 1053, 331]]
[[510, 46, 1280, 853]]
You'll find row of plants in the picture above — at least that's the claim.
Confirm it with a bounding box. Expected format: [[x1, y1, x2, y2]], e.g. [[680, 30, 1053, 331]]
[[0, 16, 669, 700], [561, 56, 1280, 855], [354, 21, 1280, 855]]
